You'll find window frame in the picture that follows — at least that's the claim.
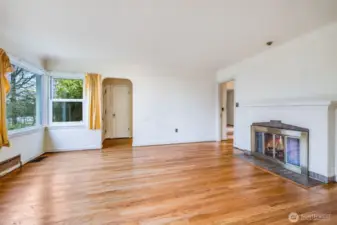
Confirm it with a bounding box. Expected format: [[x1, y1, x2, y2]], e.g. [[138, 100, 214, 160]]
[[7, 56, 45, 137], [48, 73, 86, 127]]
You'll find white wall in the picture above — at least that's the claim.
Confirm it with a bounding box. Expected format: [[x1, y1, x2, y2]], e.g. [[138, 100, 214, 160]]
[[217, 22, 337, 101], [216, 21, 337, 178], [130, 73, 217, 146], [46, 65, 217, 148], [0, 34, 43, 68], [45, 127, 101, 152]]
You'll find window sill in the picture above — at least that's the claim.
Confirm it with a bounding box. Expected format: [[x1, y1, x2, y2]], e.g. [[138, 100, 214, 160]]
[[47, 124, 86, 130], [8, 126, 45, 138]]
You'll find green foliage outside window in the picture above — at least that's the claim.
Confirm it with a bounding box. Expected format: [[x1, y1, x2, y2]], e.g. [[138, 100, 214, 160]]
[[52, 78, 83, 122], [6, 65, 39, 130], [6, 69, 85, 129], [53, 79, 83, 99]]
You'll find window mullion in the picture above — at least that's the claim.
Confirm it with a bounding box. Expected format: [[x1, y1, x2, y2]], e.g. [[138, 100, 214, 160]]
[[52, 99, 83, 102]]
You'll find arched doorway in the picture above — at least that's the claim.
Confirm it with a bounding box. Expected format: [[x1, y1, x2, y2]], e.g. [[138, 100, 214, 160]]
[[102, 78, 133, 148]]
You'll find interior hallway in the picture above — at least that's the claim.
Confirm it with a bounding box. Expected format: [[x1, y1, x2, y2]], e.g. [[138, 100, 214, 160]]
[[0, 141, 337, 224]]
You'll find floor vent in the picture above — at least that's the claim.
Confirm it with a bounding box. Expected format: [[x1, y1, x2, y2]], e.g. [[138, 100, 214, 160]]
[[0, 155, 22, 175], [29, 155, 48, 163]]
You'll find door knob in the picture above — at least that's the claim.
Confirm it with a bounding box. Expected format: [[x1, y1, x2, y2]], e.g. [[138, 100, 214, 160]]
[[113, 113, 116, 117]]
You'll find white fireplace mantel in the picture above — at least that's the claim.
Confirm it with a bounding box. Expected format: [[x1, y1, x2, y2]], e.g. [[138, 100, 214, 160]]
[[240, 99, 337, 107]]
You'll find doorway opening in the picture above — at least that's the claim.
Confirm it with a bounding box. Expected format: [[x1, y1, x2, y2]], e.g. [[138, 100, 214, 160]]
[[102, 78, 133, 148], [220, 80, 235, 141]]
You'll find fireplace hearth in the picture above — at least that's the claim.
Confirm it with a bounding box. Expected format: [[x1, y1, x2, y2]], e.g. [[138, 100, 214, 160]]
[[251, 120, 309, 175]]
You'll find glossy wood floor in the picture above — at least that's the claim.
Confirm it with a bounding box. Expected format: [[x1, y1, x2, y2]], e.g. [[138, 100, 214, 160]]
[[102, 138, 133, 149], [1, 141, 337, 225]]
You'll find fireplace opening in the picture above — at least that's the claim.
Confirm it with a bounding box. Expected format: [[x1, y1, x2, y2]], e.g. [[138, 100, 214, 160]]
[[251, 120, 308, 175], [275, 135, 285, 162], [264, 133, 274, 158]]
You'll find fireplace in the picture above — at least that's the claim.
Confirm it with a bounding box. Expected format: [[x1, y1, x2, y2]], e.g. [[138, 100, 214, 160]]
[[251, 120, 309, 175]]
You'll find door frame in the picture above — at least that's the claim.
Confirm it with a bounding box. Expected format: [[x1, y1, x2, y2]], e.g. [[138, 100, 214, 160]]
[[101, 78, 133, 146], [217, 79, 235, 142], [221, 83, 228, 140]]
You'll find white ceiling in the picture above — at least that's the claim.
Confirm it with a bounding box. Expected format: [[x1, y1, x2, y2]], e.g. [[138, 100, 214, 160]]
[[1, 0, 337, 71]]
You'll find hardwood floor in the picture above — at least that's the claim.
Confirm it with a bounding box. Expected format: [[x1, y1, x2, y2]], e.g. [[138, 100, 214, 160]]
[[0, 141, 337, 225], [102, 138, 133, 149]]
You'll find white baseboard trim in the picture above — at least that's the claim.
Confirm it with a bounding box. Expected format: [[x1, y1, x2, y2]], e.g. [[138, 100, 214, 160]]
[[46, 145, 101, 152], [132, 140, 217, 147]]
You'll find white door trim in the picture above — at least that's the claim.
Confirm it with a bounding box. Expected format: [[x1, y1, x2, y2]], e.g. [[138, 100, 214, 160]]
[[221, 83, 228, 140]]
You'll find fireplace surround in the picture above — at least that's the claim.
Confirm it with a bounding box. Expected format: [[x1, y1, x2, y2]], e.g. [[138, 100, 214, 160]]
[[251, 120, 309, 176]]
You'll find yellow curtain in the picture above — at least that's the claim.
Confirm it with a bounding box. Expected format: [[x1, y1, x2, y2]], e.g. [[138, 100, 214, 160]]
[[85, 73, 102, 130], [0, 49, 13, 148]]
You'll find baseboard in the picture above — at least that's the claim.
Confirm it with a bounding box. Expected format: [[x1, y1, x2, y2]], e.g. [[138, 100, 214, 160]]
[[132, 140, 217, 147], [104, 137, 132, 140], [48, 140, 216, 151], [46, 145, 101, 152], [309, 172, 335, 184], [234, 146, 252, 155]]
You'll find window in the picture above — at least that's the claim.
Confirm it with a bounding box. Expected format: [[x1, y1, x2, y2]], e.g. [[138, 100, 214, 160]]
[[6, 64, 42, 131], [50, 77, 84, 124]]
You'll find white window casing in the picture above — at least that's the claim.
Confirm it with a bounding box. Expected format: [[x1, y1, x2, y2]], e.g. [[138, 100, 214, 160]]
[[48, 73, 86, 127]]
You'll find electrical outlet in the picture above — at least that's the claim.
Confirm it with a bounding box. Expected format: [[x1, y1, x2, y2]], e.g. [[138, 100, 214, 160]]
[[175, 128, 178, 133]]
